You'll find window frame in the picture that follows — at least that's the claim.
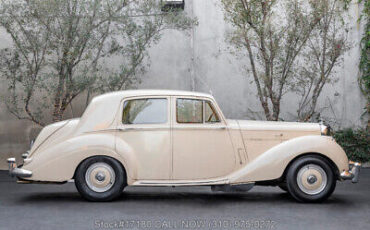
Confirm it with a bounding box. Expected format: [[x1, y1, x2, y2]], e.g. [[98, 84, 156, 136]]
[[175, 98, 222, 124], [121, 97, 169, 125], [204, 100, 221, 123], [176, 98, 204, 124]]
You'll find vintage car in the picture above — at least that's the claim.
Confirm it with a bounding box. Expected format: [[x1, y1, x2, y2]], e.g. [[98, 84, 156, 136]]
[[7, 90, 360, 202]]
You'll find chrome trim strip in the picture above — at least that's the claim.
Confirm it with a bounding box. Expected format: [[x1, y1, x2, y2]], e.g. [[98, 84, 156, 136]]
[[133, 179, 229, 186], [118, 127, 169, 131], [117, 126, 227, 131], [172, 126, 227, 130]]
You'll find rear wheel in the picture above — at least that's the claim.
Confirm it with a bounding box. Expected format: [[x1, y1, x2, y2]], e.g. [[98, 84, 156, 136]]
[[75, 156, 126, 201], [286, 155, 336, 202]]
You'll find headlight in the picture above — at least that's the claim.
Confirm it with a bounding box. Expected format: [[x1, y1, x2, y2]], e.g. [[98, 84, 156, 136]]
[[320, 123, 331, 136]]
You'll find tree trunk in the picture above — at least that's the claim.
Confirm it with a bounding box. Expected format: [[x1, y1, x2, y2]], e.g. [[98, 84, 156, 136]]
[[271, 98, 280, 121], [367, 102, 370, 131], [244, 37, 273, 121], [53, 76, 65, 122]]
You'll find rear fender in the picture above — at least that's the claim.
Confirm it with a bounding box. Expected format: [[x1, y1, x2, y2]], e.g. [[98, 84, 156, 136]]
[[22, 133, 138, 184]]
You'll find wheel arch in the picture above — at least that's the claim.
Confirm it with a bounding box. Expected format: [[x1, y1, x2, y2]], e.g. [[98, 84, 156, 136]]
[[280, 152, 340, 182]]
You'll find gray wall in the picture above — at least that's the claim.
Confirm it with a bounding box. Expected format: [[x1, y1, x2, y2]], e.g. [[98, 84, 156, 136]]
[[0, 0, 367, 169], [142, 0, 367, 124]]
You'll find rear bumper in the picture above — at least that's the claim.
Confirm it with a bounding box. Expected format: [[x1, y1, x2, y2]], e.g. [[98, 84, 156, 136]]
[[340, 161, 361, 183], [7, 158, 32, 178]]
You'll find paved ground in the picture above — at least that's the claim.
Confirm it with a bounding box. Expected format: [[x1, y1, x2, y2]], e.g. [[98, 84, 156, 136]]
[[0, 170, 369, 230]]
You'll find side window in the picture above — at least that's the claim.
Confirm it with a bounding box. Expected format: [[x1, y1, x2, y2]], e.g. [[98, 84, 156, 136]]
[[177, 99, 203, 123], [205, 101, 220, 123], [122, 98, 167, 124]]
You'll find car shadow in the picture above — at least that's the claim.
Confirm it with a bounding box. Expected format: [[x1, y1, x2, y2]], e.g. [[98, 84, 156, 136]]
[[120, 191, 351, 205], [15, 189, 352, 206]]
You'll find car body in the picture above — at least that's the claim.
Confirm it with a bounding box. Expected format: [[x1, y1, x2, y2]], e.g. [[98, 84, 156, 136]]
[[7, 90, 360, 202]]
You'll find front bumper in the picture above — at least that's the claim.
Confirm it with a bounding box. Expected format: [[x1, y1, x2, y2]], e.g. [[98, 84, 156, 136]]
[[7, 158, 32, 178], [340, 161, 361, 183]]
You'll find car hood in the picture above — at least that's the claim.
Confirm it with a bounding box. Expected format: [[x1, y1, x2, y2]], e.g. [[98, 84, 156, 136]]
[[228, 119, 321, 133]]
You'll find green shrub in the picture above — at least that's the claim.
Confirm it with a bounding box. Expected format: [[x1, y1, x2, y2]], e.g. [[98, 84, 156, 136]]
[[333, 129, 370, 163]]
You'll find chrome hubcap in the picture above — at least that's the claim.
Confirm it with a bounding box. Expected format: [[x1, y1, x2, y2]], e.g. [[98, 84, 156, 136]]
[[297, 164, 327, 195], [95, 172, 106, 182], [307, 175, 317, 184], [85, 162, 115, 193]]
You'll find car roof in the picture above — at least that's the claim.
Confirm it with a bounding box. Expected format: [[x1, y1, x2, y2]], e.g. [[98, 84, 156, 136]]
[[94, 89, 214, 101], [78, 90, 220, 133]]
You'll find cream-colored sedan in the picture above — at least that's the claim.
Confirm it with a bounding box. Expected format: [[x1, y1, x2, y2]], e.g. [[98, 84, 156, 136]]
[[7, 90, 360, 202]]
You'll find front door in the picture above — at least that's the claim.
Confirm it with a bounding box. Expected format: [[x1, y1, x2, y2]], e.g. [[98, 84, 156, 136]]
[[172, 97, 236, 180], [116, 96, 171, 180]]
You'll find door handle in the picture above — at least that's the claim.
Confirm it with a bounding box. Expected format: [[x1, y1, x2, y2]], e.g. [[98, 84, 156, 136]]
[[237, 148, 245, 165], [118, 127, 138, 131]]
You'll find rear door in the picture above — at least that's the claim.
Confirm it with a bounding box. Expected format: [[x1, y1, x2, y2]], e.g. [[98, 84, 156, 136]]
[[116, 96, 172, 180]]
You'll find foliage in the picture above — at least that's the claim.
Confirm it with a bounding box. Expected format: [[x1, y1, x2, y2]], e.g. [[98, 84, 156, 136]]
[[295, 0, 350, 121], [333, 128, 370, 162], [358, 0, 370, 129], [221, 0, 350, 121], [0, 0, 196, 126]]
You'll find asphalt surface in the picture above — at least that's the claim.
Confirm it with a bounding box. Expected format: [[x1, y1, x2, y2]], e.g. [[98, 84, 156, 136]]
[[0, 169, 369, 230]]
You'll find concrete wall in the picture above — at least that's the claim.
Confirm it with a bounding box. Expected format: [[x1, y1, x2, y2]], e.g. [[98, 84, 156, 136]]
[[0, 0, 367, 169]]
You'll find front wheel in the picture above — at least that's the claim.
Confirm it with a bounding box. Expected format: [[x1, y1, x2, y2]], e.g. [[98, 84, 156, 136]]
[[278, 183, 288, 192], [75, 156, 126, 201], [286, 155, 336, 202]]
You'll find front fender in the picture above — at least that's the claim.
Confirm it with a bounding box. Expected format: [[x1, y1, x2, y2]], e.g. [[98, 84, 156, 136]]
[[22, 132, 137, 184], [229, 135, 349, 184]]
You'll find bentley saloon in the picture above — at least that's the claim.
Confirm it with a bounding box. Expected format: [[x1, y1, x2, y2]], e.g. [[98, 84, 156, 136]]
[[7, 90, 360, 202]]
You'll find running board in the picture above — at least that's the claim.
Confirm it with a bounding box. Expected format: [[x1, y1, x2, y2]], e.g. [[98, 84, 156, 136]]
[[211, 183, 254, 192], [132, 178, 229, 187], [17, 179, 68, 184]]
